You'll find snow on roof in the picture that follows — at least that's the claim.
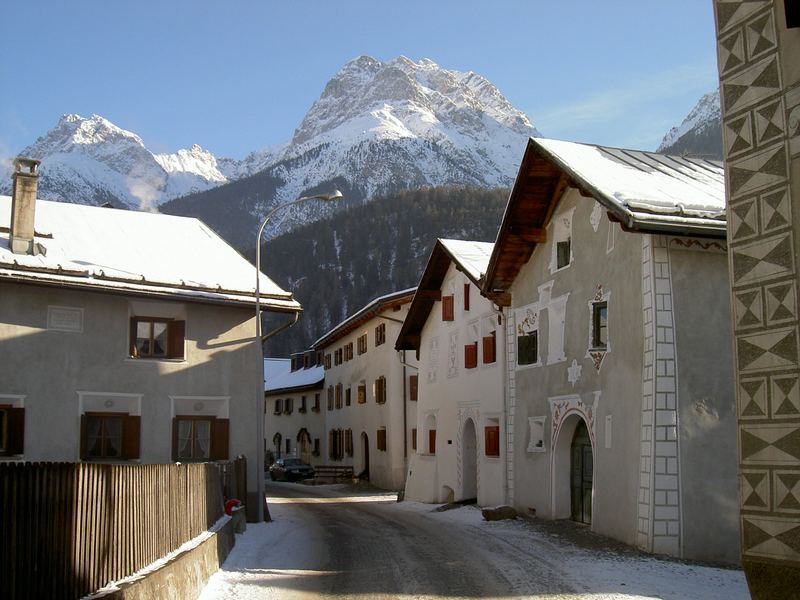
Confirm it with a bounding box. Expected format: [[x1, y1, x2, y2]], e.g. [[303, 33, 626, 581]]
[[439, 239, 494, 282], [313, 287, 416, 348], [0, 196, 300, 311], [534, 138, 725, 224], [264, 357, 291, 383], [265, 362, 324, 393]]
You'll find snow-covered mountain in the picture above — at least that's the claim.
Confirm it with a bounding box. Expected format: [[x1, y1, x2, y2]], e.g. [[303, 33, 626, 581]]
[[0, 114, 248, 210], [2, 55, 538, 240], [657, 89, 722, 160], [161, 55, 540, 240]]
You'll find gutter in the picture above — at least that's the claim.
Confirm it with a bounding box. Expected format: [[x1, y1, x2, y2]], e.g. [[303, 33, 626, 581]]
[[262, 311, 300, 343]]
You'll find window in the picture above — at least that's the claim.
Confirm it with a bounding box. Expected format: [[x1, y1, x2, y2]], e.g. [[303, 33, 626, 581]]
[[374, 376, 386, 404], [485, 424, 500, 457], [556, 239, 571, 269], [313, 438, 320, 456], [442, 295, 454, 321], [345, 387, 351, 406], [291, 354, 301, 372], [345, 429, 353, 456], [329, 429, 344, 460], [344, 342, 353, 361], [285, 438, 291, 454], [429, 429, 436, 454], [129, 317, 185, 359], [592, 301, 608, 349], [357, 333, 368, 355], [312, 393, 320, 412], [274, 399, 283, 415], [172, 416, 229, 461], [334, 348, 343, 365], [375, 323, 386, 346], [409, 375, 418, 401], [377, 428, 387, 451], [335, 383, 343, 409], [327, 386, 334, 411], [464, 342, 478, 369], [551, 208, 575, 272], [411, 428, 417, 451], [325, 354, 331, 370], [787, 2, 800, 28], [0, 405, 24, 456], [299, 396, 307, 413], [316, 350, 324, 366], [81, 413, 141, 460], [482, 331, 497, 364], [358, 382, 367, 404], [284, 397, 293, 415], [518, 331, 539, 366], [464, 284, 471, 311]]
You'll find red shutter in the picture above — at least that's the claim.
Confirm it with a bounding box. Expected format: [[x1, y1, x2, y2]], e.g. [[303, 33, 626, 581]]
[[409, 375, 418, 401], [211, 419, 230, 460], [7, 407, 25, 455], [122, 415, 140, 460], [465, 343, 478, 369], [80, 414, 88, 460], [483, 333, 496, 364], [485, 425, 500, 456], [442, 295, 454, 321], [429, 429, 436, 454], [167, 320, 186, 359], [172, 418, 179, 461], [464, 284, 470, 311]]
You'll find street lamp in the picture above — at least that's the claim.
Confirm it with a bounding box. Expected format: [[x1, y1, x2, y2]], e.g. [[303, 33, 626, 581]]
[[254, 190, 343, 521]]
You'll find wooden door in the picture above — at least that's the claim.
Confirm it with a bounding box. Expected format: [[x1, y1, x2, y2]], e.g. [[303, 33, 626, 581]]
[[570, 421, 593, 525]]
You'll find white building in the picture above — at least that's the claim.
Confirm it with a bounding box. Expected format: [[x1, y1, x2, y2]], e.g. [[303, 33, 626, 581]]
[[313, 288, 418, 490], [264, 352, 325, 466], [397, 239, 506, 506], [482, 138, 738, 563]]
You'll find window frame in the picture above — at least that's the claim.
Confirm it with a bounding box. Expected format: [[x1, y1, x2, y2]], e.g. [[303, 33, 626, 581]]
[[129, 316, 185, 360], [357, 333, 368, 355], [83, 413, 125, 460], [274, 398, 283, 415], [442, 295, 455, 321], [174, 416, 213, 462], [374, 376, 387, 404], [592, 301, 609, 350], [375, 323, 386, 346]]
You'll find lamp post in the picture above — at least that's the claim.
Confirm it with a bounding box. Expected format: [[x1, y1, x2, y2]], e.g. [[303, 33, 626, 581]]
[[255, 190, 343, 522]]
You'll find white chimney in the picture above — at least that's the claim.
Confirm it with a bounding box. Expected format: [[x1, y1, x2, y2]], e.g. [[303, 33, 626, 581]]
[[10, 157, 40, 255]]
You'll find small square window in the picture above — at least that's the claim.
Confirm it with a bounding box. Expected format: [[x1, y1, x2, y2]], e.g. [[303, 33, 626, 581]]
[[556, 239, 571, 269], [518, 331, 538, 365]]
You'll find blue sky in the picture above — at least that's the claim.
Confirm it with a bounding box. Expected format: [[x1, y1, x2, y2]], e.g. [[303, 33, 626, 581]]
[[0, 1, 719, 159]]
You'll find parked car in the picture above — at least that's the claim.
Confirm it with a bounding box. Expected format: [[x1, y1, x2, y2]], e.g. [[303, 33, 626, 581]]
[[269, 458, 315, 482]]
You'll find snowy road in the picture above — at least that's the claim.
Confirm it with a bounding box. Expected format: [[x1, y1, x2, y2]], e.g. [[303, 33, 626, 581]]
[[199, 482, 750, 600]]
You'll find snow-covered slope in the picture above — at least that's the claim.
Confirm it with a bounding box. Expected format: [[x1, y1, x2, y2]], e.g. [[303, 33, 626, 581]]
[[657, 89, 722, 159], [0, 114, 242, 210]]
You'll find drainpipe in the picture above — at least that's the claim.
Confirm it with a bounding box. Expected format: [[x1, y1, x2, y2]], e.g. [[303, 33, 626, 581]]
[[402, 350, 407, 462], [261, 310, 299, 343], [492, 303, 510, 505]]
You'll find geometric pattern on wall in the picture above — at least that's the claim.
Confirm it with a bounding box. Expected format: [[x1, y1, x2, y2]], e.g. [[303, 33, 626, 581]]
[[731, 231, 794, 285], [765, 281, 796, 325], [761, 188, 791, 233], [741, 423, 800, 464], [742, 469, 771, 510], [742, 515, 800, 560], [771, 375, 800, 418], [734, 287, 764, 329], [736, 326, 798, 372], [774, 471, 800, 512]]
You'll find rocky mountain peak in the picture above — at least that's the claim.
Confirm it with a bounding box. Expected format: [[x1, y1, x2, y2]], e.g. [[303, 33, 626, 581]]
[[657, 89, 722, 159]]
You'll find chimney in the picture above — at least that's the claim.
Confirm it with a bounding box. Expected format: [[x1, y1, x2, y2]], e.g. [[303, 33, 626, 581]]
[[10, 157, 41, 255]]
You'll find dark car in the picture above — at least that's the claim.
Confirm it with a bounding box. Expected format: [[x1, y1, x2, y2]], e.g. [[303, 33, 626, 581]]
[[269, 458, 315, 482]]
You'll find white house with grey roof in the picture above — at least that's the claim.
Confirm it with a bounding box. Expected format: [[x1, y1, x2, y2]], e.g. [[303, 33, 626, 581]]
[[0, 158, 301, 521], [481, 137, 738, 563], [397, 239, 507, 507]]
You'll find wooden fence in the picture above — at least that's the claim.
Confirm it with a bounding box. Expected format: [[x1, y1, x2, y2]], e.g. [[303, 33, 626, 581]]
[[0, 457, 247, 600]]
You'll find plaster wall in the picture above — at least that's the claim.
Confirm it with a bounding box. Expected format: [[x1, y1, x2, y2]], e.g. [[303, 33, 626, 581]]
[[404, 263, 505, 506], [265, 387, 325, 466], [508, 189, 645, 545], [0, 281, 263, 509], [320, 303, 416, 490]]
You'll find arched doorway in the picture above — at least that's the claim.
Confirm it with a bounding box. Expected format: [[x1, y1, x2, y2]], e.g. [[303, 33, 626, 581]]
[[297, 428, 312, 464], [461, 418, 477, 501], [570, 420, 593, 524], [360, 432, 370, 480]]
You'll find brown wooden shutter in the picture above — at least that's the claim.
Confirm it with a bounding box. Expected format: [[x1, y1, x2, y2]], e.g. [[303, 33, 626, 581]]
[[411, 428, 417, 451], [80, 414, 88, 460], [464, 284, 470, 311], [483, 333, 496, 364], [377, 429, 386, 451], [409, 375, 418, 401], [167, 320, 186, 359], [211, 419, 230, 460], [122, 415, 140, 459], [442, 295, 454, 321], [328, 430, 334, 459], [465, 343, 478, 369], [485, 425, 500, 456], [172, 418, 179, 461], [7, 407, 25, 455], [429, 429, 436, 454]]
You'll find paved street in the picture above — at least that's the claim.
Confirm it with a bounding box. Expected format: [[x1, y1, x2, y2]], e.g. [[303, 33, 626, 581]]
[[200, 482, 750, 600]]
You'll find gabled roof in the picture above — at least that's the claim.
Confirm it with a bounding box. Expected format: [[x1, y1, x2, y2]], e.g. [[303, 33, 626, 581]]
[[396, 238, 494, 351], [264, 357, 324, 394], [482, 137, 726, 304], [0, 196, 301, 311], [313, 287, 416, 350]]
